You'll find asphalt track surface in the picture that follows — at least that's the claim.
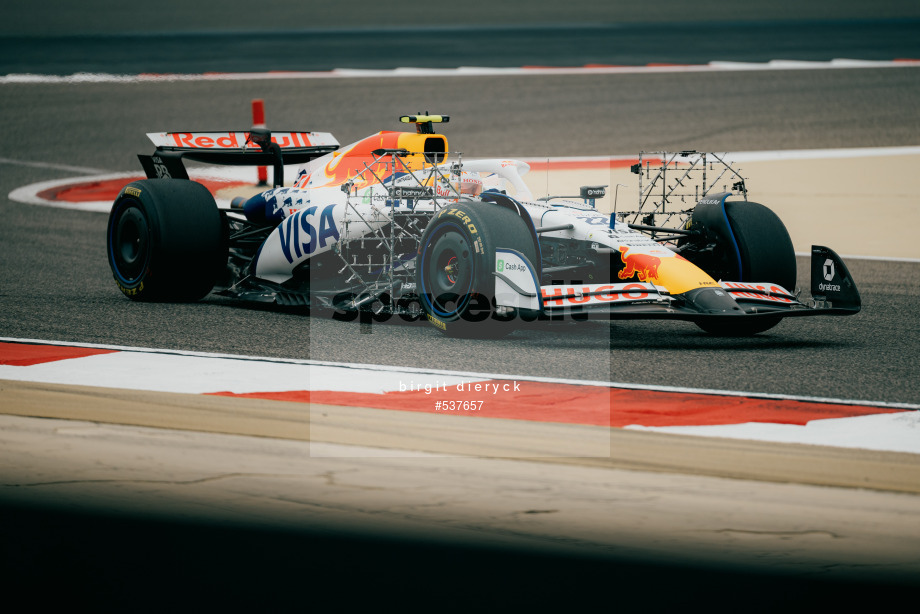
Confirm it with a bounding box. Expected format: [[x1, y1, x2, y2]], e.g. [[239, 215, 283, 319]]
[[2, 3, 920, 608], [1, 68, 919, 405], [5, 18, 920, 75], [4, 0, 920, 74]]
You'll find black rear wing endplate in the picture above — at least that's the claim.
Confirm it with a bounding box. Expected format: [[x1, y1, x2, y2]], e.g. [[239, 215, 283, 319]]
[[138, 151, 189, 180]]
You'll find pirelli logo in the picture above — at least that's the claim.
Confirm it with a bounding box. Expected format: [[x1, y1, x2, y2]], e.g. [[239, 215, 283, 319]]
[[426, 314, 447, 331]]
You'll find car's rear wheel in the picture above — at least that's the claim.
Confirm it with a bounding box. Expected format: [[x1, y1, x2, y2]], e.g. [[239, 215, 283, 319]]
[[417, 202, 537, 338], [107, 179, 225, 302]]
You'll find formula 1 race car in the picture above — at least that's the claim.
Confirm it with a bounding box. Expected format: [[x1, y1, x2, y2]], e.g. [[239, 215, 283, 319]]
[[106, 114, 861, 338]]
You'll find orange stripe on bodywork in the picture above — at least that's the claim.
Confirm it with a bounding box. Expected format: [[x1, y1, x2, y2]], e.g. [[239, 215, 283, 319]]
[[316, 131, 449, 189]]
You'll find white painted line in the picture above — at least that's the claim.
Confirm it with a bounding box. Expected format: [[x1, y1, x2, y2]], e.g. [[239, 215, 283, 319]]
[[726, 146, 920, 161], [3, 337, 918, 411], [3, 59, 918, 84], [6, 172, 138, 213], [0, 350, 485, 395], [4, 337, 916, 454], [0, 156, 110, 174], [627, 411, 920, 456], [7, 167, 265, 213], [794, 252, 920, 264], [515, 146, 920, 164], [838, 254, 920, 264]]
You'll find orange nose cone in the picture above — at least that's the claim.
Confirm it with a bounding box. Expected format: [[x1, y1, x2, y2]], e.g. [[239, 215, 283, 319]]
[[617, 246, 719, 294]]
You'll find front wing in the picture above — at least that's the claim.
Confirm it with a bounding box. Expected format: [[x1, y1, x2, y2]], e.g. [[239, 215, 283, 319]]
[[493, 245, 861, 322]]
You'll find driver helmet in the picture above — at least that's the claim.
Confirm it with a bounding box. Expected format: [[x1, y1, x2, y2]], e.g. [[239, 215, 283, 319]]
[[458, 171, 483, 196]]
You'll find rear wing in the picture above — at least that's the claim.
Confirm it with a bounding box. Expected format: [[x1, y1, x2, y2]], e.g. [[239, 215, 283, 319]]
[[139, 129, 340, 187]]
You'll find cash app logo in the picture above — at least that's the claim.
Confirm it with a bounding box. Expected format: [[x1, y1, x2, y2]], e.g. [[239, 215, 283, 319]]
[[497, 259, 504, 272]]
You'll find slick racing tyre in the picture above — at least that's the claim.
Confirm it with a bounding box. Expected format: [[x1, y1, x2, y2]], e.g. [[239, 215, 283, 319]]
[[696, 313, 784, 337], [107, 179, 226, 302], [695, 200, 796, 336], [723, 200, 796, 291], [417, 201, 538, 338]]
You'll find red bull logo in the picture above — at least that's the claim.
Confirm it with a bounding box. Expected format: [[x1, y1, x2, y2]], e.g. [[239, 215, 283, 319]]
[[161, 131, 329, 149], [618, 247, 661, 282]]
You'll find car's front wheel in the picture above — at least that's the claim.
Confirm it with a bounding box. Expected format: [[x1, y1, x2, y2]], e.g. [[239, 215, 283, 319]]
[[417, 201, 537, 338], [693, 200, 796, 336]]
